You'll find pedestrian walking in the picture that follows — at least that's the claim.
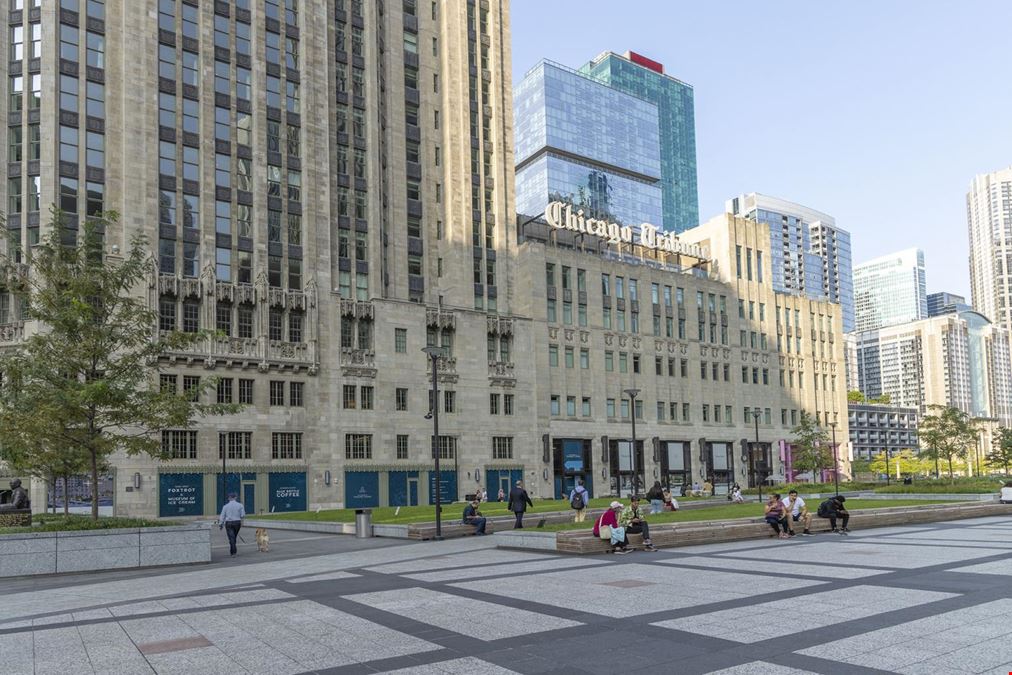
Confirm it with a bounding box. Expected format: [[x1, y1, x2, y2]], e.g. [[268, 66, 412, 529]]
[[508, 480, 533, 528], [569, 479, 589, 523], [218, 492, 245, 557]]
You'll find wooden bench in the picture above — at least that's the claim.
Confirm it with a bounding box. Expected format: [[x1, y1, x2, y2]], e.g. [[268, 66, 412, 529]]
[[408, 521, 497, 540], [557, 502, 1008, 555]]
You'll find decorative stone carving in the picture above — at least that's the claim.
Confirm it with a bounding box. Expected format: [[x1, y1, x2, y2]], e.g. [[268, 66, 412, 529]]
[[563, 328, 574, 342]]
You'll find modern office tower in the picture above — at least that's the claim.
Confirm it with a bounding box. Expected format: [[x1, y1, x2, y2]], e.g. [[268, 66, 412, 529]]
[[514, 60, 663, 228], [852, 248, 927, 333], [850, 311, 1012, 427], [927, 291, 972, 317], [726, 193, 855, 332], [968, 167, 1012, 332], [1, 0, 528, 516], [848, 403, 919, 462], [578, 51, 698, 232]]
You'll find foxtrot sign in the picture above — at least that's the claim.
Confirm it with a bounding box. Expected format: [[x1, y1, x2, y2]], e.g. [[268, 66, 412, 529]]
[[544, 201, 704, 259]]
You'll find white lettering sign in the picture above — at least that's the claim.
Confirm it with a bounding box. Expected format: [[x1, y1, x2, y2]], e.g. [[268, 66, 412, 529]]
[[544, 201, 704, 259]]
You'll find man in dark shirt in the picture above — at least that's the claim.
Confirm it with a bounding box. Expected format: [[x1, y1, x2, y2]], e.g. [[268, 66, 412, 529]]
[[507, 480, 534, 528], [462, 498, 486, 535]]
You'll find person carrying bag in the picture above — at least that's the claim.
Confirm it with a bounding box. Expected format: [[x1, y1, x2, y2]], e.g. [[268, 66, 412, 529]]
[[593, 501, 631, 554]]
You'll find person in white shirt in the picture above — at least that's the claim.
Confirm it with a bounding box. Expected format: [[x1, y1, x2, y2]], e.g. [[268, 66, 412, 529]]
[[782, 490, 812, 536]]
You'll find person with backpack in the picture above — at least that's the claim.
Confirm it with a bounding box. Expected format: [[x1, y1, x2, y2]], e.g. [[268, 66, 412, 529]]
[[569, 479, 589, 522], [817, 495, 850, 534]]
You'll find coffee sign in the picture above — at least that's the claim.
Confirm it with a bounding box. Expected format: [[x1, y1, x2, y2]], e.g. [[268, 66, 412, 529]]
[[544, 201, 704, 259]]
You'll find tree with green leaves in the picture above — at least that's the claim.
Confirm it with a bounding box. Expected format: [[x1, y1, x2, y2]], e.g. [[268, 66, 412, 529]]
[[869, 449, 923, 477], [869, 393, 892, 404], [989, 427, 1012, 476], [847, 390, 866, 404], [790, 411, 833, 480], [918, 405, 976, 480], [0, 211, 237, 520]]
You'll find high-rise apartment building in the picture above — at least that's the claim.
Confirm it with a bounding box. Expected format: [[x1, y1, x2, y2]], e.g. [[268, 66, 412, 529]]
[[514, 60, 663, 228], [851, 311, 1012, 427], [927, 291, 971, 317], [852, 248, 927, 333], [967, 167, 1012, 332], [726, 193, 855, 332], [578, 51, 698, 232]]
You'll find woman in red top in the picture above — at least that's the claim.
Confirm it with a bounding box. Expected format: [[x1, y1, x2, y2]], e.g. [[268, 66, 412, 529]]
[[764, 493, 788, 539], [594, 501, 630, 554]]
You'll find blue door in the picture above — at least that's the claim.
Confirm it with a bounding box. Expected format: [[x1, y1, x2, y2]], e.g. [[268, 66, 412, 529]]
[[389, 471, 420, 506], [243, 482, 255, 515], [408, 479, 418, 505]]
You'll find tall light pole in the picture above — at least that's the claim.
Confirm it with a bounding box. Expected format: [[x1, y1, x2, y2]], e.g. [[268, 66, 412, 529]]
[[829, 421, 839, 496], [422, 346, 443, 540], [751, 408, 763, 503], [624, 388, 641, 496]]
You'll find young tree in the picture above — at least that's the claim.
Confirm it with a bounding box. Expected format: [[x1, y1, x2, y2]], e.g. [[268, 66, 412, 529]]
[[0, 212, 236, 519], [918, 405, 976, 480], [790, 411, 833, 480], [989, 427, 1012, 476]]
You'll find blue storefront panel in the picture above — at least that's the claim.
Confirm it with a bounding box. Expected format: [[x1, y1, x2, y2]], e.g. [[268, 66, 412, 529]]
[[345, 471, 380, 508], [427, 470, 456, 505], [215, 472, 257, 510], [159, 473, 204, 517], [268, 472, 306, 513], [388, 471, 420, 507]]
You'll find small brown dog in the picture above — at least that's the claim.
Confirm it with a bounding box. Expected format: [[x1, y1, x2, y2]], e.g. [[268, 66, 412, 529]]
[[255, 528, 270, 552]]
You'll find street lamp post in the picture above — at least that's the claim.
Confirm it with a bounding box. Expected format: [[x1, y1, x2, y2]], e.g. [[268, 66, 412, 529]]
[[829, 421, 839, 496], [751, 409, 763, 503], [624, 388, 641, 496], [422, 346, 444, 540]]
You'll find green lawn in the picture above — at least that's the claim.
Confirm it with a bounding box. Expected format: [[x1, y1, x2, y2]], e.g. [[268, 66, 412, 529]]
[[254, 496, 711, 525], [538, 498, 953, 532]]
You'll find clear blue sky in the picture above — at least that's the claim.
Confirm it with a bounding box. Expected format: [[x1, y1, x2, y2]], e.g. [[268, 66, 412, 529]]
[[510, 1, 1012, 299]]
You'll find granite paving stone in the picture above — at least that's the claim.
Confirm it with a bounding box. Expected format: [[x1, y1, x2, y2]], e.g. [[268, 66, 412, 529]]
[[347, 586, 582, 639]]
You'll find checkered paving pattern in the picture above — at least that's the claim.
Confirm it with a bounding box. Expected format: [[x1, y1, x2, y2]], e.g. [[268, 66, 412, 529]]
[[3, 516, 1012, 674]]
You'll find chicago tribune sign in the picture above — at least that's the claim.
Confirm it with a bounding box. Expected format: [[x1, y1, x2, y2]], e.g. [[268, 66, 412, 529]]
[[544, 201, 704, 259]]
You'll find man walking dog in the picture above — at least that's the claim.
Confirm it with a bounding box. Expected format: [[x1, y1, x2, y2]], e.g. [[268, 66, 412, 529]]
[[219, 492, 246, 556]]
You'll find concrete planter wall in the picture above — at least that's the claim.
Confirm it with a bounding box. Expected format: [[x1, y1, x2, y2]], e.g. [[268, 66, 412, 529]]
[[0, 524, 211, 578]]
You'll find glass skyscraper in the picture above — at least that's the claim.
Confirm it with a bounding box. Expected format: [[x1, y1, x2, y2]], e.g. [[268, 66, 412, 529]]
[[727, 193, 855, 332], [853, 248, 928, 333], [579, 51, 699, 232], [514, 52, 698, 232], [514, 60, 662, 227]]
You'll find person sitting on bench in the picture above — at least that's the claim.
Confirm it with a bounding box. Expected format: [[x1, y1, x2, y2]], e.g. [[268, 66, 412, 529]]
[[817, 495, 850, 534], [462, 498, 487, 535]]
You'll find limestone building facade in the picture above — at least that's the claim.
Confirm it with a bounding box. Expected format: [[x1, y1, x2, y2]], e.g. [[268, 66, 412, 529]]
[[2, 1, 850, 516]]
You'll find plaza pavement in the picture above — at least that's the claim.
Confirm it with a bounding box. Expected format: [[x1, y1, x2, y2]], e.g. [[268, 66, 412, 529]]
[[2, 517, 1012, 673]]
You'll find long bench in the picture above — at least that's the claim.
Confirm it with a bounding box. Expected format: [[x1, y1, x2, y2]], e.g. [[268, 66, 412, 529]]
[[554, 502, 1010, 555]]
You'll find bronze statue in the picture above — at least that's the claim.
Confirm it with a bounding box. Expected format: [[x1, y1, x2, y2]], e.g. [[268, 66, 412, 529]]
[[0, 479, 28, 511]]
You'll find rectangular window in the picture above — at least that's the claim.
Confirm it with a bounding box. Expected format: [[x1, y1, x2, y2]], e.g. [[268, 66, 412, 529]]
[[182, 376, 200, 403], [238, 379, 253, 405], [162, 430, 198, 460], [272, 432, 303, 459], [504, 394, 514, 416], [290, 382, 304, 407], [444, 390, 455, 413], [489, 393, 499, 415], [492, 437, 513, 460], [216, 378, 233, 404], [360, 385, 374, 410], [270, 381, 285, 406], [342, 384, 356, 409], [396, 435, 409, 459]]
